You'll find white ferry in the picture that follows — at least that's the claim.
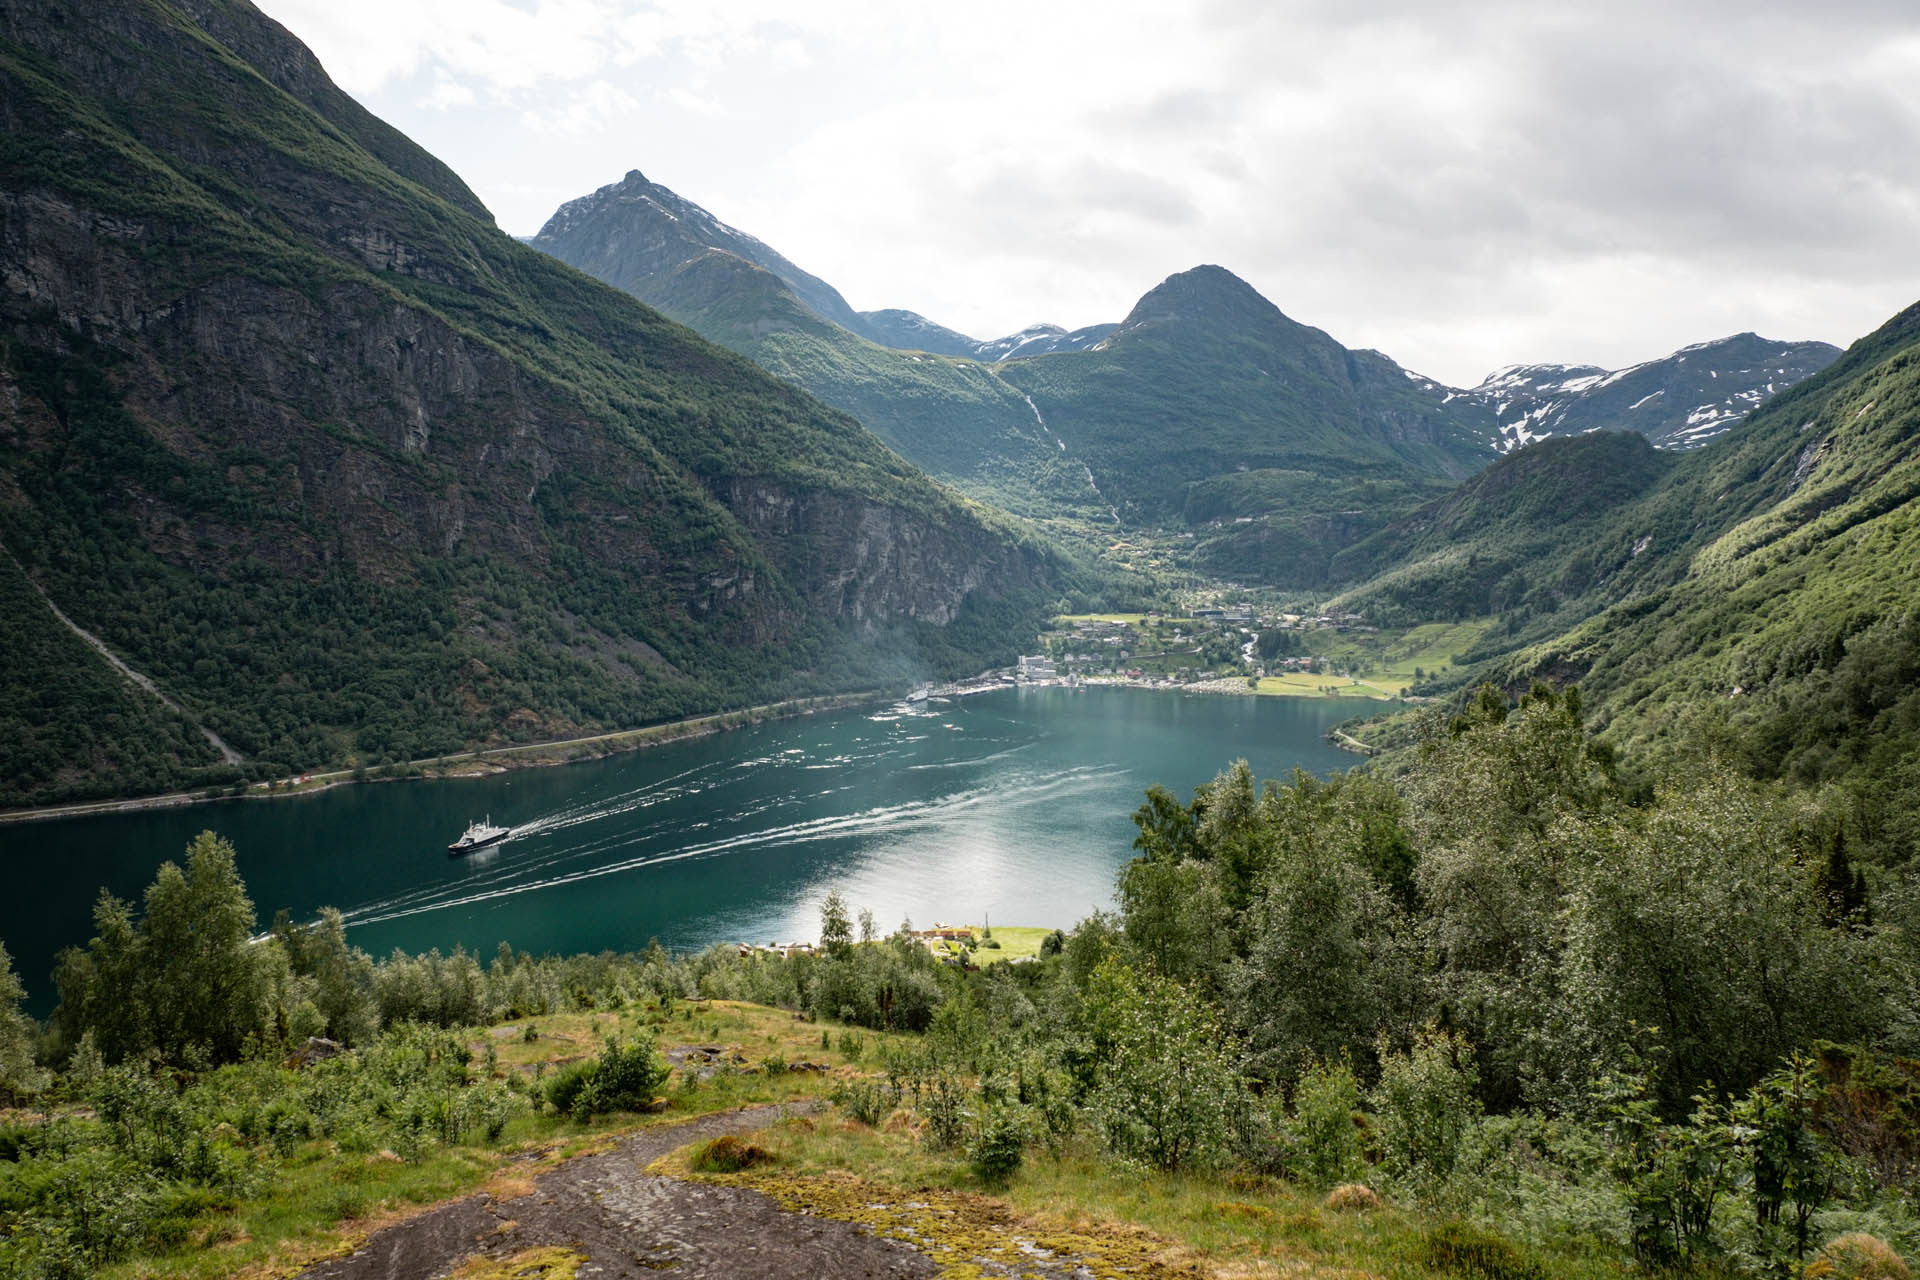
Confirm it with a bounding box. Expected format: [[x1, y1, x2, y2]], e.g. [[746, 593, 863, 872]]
[[447, 817, 511, 855]]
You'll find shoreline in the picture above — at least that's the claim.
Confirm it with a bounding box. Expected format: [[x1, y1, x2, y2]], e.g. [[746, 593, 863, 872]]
[[2, 673, 1389, 825], [0, 690, 888, 827], [1029, 674, 1392, 755]]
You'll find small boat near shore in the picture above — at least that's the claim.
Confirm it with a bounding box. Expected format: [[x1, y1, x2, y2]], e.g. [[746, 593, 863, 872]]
[[448, 817, 511, 855]]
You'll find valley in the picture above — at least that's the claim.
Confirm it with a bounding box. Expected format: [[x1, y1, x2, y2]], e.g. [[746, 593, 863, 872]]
[[2, 4, 1919, 1280]]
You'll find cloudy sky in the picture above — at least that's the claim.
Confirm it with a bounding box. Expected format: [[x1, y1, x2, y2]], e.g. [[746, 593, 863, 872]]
[[261, 0, 1920, 387]]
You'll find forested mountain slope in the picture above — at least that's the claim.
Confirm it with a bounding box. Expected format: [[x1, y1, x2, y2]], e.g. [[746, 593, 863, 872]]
[[1382, 301, 1920, 841], [0, 0, 1073, 807], [1530, 302, 1920, 770], [539, 181, 1505, 575], [1329, 430, 1675, 624], [534, 172, 1847, 596], [534, 177, 1499, 542]]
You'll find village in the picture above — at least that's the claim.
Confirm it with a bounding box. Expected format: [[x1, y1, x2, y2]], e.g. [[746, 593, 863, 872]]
[[1027, 608, 1365, 685], [1003, 608, 1488, 703]]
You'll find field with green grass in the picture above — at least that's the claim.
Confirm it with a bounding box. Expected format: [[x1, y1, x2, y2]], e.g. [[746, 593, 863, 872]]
[[921, 924, 1055, 965], [1255, 672, 1398, 699], [1315, 619, 1493, 686]]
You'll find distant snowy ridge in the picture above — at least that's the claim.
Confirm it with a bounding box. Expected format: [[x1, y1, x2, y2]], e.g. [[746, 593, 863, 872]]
[[1451, 334, 1841, 452]]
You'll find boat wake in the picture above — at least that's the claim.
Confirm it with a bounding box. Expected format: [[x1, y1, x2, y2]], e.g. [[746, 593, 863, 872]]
[[336, 763, 1122, 930]]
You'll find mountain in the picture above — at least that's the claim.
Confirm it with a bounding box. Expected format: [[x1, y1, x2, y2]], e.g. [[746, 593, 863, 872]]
[[537, 171, 1115, 365], [969, 322, 1120, 362], [531, 172, 1846, 595], [1462, 333, 1841, 452], [998, 265, 1499, 518], [853, 311, 1117, 361], [0, 0, 1074, 808], [533, 169, 873, 338], [529, 177, 1504, 553], [989, 266, 1505, 582], [1503, 301, 1920, 781], [851, 308, 984, 358], [532, 174, 1495, 582], [533, 174, 1115, 520], [1339, 299, 1920, 810]]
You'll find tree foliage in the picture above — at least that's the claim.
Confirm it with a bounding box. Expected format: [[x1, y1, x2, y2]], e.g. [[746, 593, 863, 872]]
[[52, 831, 280, 1065]]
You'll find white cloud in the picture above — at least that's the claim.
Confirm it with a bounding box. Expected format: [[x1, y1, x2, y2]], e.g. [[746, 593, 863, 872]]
[[260, 0, 1920, 385], [420, 74, 474, 111]]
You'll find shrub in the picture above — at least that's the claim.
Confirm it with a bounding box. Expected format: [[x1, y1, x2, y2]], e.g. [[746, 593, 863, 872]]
[[832, 1077, 899, 1127], [691, 1134, 771, 1173], [0, 1123, 38, 1162], [1086, 959, 1246, 1172], [572, 1033, 670, 1118], [970, 1108, 1027, 1188], [1324, 1183, 1381, 1212], [1416, 1221, 1549, 1280], [1598, 1047, 1741, 1268], [1290, 1057, 1367, 1188], [921, 1074, 973, 1151], [1370, 1029, 1480, 1197], [560, 1028, 668, 1120], [544, 1061, 594, 1117], [1807, 1233, 1913, 1280]]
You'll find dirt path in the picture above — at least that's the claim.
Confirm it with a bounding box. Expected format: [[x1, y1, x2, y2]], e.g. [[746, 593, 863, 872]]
[[297, 1104, 936, 1280]]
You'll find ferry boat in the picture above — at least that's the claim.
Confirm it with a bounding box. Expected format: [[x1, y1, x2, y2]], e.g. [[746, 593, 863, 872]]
[[448, 817, 511, 855]]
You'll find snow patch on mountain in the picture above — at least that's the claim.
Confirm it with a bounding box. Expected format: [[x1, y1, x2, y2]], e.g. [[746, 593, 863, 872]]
[[1454, 335, 1840, 453]]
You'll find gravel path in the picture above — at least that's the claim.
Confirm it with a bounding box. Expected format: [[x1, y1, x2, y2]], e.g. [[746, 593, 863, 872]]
[[297, 1104, 937, 1280]]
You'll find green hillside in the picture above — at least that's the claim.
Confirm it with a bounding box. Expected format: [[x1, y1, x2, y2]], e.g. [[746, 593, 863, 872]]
[[1339, 301, 1920, 842], [0, 0, 1075, 806], [533, 186, 1505, 569], [1523, 303, 1920, 782], [646, 250, 1113, 520], [1328, 431, 1674, 623], [995, 266, 1496, 526], [534, 178, 1112, 521]]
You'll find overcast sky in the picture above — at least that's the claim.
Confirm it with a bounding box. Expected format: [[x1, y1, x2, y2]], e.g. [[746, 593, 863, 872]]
[[261, 0, 1920, 387]]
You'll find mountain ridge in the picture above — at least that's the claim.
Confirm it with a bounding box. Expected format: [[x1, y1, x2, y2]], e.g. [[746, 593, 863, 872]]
[[530, 173, 1842, 582], [1460, 332, 1842, 452]]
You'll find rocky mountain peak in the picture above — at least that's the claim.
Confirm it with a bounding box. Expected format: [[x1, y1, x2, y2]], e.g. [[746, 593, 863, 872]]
[[1120, 264, 1283, 333]]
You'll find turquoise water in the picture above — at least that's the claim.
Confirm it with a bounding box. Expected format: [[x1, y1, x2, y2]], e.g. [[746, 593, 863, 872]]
[[0, 687, 1362, 1012]]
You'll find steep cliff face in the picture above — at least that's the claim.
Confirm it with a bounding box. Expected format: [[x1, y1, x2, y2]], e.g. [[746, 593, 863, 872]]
[[720, 479, 1053, 629], [0, 0, 1065, 806]]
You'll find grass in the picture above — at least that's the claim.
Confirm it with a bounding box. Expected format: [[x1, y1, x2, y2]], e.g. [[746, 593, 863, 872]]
[[1250, 619, 1498, 702], [1309, 620, 1494, 687], [448, 1248, 585, 1280], [669, 1110, 1631, 1280], [921, 924, 1055, 964], [1255, 673, 1398, 700]]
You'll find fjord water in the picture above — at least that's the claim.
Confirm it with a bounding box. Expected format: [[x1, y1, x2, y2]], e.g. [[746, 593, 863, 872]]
[[1, 688, 1359, 1010]]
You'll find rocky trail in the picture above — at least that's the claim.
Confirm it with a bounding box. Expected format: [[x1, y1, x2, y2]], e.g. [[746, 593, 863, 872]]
[[297, 1103, 936, 1280]]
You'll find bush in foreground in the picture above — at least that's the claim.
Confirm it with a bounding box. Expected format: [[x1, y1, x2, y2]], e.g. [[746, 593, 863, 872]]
[[547, 1033, 671, 1121]]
